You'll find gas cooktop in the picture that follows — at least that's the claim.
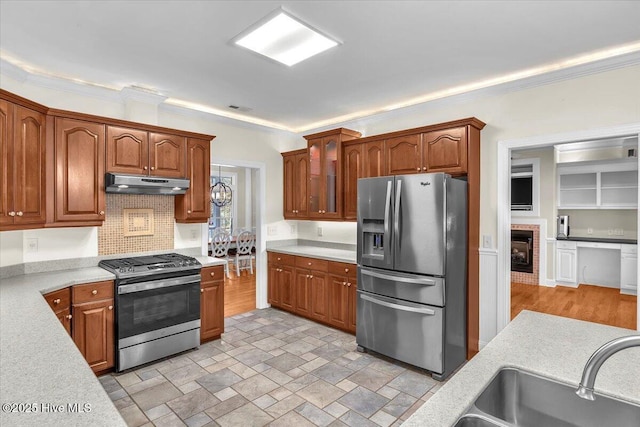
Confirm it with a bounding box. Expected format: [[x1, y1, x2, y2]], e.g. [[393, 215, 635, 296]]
[[99, 253, 201, 278]]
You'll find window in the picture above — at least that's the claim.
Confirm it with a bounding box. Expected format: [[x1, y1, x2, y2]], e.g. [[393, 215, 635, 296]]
[[511, 158, 540, 217], [209, 173, 237, 239]]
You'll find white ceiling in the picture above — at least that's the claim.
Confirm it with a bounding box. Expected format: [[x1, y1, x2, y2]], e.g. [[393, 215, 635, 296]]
[[1, 1, 639, 132]]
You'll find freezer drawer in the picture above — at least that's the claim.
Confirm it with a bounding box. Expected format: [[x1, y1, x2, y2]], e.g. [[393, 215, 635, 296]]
[[356, 290, 443, 374], [358, 266, 444, 306]]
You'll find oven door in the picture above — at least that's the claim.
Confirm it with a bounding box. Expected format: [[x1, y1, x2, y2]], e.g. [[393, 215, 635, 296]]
[[116, 274, 201, 343]]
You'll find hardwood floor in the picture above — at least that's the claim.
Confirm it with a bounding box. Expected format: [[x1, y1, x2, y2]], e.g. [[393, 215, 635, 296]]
[[223, 267, 256, 317], [511, 282, 637, 330]]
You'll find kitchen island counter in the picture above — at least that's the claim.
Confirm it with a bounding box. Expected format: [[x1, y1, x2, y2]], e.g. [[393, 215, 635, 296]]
[[404, 311, 640, 426]]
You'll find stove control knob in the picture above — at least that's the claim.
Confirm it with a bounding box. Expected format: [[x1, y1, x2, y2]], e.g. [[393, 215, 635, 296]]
[[128, 267, 134, 272], [119, 267, 126, 273]]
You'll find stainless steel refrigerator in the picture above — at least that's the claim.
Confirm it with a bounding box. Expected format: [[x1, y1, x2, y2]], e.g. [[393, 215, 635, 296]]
[[356, 172, 467, 380]]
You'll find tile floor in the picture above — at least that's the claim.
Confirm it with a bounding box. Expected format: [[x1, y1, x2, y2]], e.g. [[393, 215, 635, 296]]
[[100, 308, 446, 427]]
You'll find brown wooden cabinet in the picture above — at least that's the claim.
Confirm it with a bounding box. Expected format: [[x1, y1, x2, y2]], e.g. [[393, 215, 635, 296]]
[[305, 128, 361, 220], [423, 127, 468, 175], [268, 252, 295, 311], [43, 287, 72, 336], [282, 149, 309, 219], [327, 261, 357, 333], [72, 280, 114, 373], [268, 252, 356, 334], [385, 134, 422, 175], [342, 143, 362, 221], [0, 98, 47, 230], [200, 265, 225, 343], [51, 117, 106, 225], [176, 138, 211, 223], [149, 132, 186, 178], [105, 126, 149, 175]]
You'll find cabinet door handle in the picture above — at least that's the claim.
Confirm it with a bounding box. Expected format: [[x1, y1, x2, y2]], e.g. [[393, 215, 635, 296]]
[[99, 211, 105, 215], [343, 281, 346, 286], [92, 290, 98, 295], [53, 298, 61, 305], [187, 210, 192, 214], [8, 211, 16, 217], [347, 282, 351, 287], [143, 166, 148, 170], [108, 305, 113, 310], [344, 268, 349, 273], [150, 166, 155, 171], [201, 288, 204, 293], [422, 167, 427, 171], [309, 275, 313, 279], [16, 211, 23, 217], [65, 314, 72, 320], [210, 271, 215, 277]]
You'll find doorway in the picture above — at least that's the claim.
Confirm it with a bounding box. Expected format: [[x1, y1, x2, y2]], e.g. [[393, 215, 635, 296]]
[[208, 158, 268, 318], [496, 123, 640, 334]]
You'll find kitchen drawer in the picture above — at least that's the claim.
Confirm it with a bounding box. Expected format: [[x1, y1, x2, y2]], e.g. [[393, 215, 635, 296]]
[[621, 244, 638, 255], [296, 256, 329, 272], [268, 252, 296, 266], [43, 287, 71, 312], [328, 261, 357, 277], [201, 265, 224, 284], [556, 240, 577, 250], [72, 280, 114, 303]]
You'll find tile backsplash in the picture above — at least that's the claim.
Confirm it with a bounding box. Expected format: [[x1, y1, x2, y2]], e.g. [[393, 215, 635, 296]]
[[98, 194, 174, 255]]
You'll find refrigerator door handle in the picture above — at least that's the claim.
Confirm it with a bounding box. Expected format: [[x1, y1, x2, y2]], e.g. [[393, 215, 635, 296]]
[[394, 179, 402, 250], [360, 268, 437, 285], [360, 293, 436, 315], [383, 180, 392, 263]]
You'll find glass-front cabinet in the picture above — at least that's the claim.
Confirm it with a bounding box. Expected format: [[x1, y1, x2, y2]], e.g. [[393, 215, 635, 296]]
[[305, 128, 361, 220]]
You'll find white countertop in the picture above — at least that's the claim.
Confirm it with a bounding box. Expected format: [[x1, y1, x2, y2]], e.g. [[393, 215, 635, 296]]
[[0, 256, 224, 427], [404, 311, 640, 426], [267, 245, 357, 264]]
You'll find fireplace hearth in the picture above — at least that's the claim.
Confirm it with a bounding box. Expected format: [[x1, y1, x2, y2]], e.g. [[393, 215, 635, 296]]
[[511, 230, 534, 273]]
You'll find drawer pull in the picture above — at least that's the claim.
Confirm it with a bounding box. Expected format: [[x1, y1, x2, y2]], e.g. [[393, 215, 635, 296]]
[[92, 290, 98, 295], [108, 305, 113, 310], [345, 268, 349, 273], [210, 272, 215, 277], [347, 282, 351, 287], [308, 262, 312, 266], [360, 293, 435, 315], [277, 257, 281, 261], [53, 298, 61, 305]]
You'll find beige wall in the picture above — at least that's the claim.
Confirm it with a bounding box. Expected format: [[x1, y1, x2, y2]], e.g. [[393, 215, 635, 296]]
[[558, 209, 638, 239]]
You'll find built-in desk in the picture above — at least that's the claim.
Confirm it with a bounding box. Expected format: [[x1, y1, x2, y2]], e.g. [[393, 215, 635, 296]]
[[555, 237, 637, 294]]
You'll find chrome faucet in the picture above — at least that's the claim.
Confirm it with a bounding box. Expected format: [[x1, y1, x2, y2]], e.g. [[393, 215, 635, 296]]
[[576, 335, 640, 400]]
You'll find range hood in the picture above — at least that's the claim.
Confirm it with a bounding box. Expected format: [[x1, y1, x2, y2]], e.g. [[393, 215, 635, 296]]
[[105, 173, 190, 195]]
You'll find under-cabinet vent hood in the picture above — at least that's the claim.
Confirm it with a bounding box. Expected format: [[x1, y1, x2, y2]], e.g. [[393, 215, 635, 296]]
[[105, 173, 190, 195]]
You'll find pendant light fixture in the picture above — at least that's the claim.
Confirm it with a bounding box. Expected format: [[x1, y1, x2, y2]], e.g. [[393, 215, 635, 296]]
[[210, 165, 232, 207]]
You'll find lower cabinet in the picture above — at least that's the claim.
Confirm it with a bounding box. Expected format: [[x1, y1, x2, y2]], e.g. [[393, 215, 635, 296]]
[[201, 265, 225, 343], [268, 251, 357, 334], [71, 280, 115, 374], [555, 241, 577, 285], [620, 245, 638, 295], [43, 287, 72, 336]]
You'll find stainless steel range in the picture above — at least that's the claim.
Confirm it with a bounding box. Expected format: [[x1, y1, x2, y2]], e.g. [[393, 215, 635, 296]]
[[99, 253, 202, 372]]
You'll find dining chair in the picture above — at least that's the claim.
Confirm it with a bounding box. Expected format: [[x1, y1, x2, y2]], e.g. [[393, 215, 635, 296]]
[[234, 230, 256, 276], [210, 228, 232, 279]]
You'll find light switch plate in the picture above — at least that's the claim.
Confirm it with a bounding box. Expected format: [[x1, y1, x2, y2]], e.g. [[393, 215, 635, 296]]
[[482, 235, 492, 249], [587, 228, 593, 235], [317, 227, 323, 237], [267, 225, 277, 236]]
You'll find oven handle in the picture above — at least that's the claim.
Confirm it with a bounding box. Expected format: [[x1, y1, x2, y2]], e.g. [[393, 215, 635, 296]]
[[360, 293, 436, 315], [118, 274, 201, 295]]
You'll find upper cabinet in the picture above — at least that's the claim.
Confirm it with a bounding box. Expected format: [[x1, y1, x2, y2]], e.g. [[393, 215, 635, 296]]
[[0, 97, 47, 230], [106, 127, 186, 178], [557, 158, 638, 209], [175, 138, 211, 223], [305, 128, 361, 220], [283, 149, 308, 219], [342, 143, 363, 221], [385, 134, 422, 175], [423, 126, 468, 175], [51, 117, 106, 225]]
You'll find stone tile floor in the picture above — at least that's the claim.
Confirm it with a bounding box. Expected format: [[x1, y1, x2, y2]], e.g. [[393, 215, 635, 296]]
[[100, 308, 447, 427]]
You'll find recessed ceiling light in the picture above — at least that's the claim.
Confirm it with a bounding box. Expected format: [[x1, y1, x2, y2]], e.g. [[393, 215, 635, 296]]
[[233, 9, 339, 66]]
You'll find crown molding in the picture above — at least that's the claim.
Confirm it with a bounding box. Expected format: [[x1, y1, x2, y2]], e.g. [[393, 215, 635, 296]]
[[2, 50, 639, 134]]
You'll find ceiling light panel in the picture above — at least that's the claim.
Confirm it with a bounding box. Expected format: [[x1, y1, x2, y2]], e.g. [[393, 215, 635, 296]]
[[234, 10, 339, 66]]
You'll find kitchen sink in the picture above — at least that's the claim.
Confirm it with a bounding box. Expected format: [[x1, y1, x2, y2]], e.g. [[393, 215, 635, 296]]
[[454, 367, 640, 427]]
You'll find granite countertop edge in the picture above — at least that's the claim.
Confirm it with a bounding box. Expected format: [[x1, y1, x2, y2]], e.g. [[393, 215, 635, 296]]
[[266, 245, 357, 264], [557, 236, 638, 244], [0, 255, 223, 427], [403, 311, 640, 427]]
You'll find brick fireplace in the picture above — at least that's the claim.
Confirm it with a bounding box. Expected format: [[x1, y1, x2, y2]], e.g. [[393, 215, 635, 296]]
[[511, 224, 540, 285]]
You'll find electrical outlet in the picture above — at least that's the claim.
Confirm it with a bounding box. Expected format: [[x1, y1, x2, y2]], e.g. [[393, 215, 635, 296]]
[[607, 229, 614, 236], [190, 230, 198, 241], [317, 227, 323, 237], [290, 224, 297, 235], [482, 235, 492, 249], [587, 228, 593, 235], [26, 238, 38, 253], [267, 225, 277, 236], [615, 228, 624, 236]]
